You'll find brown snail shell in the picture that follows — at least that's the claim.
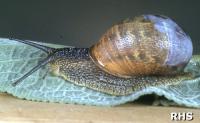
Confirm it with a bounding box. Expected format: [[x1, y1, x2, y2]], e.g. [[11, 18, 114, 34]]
[[89, 15, 193, 78]]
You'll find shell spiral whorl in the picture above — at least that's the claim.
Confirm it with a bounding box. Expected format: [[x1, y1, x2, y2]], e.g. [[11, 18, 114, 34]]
[[89, 15, 193, 78]]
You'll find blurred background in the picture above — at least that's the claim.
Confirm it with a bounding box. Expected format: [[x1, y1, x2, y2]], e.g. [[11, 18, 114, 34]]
[[0, 0, 199, 54]]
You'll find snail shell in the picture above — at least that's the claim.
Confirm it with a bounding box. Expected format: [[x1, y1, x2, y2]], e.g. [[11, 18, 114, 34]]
[[89, 15, 193, 78]]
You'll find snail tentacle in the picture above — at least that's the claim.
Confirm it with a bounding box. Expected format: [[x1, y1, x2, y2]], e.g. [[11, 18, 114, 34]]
[[12, 55, 54, 86], [10, 38, 56, 86], [9, 38, 55, 54]]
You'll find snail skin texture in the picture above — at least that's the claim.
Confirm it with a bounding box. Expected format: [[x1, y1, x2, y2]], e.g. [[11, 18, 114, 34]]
[[11, 14, 193, 96]]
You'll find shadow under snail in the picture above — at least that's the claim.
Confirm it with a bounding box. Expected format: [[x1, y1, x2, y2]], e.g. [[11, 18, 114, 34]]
[[11, 14, 194, 96]]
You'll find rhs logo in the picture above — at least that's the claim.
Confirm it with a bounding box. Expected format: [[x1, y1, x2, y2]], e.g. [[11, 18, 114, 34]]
[[170, 112, 193, 121]]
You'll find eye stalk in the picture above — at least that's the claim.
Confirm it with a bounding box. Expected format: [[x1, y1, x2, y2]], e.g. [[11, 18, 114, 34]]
[[10, 38, 56, 86]]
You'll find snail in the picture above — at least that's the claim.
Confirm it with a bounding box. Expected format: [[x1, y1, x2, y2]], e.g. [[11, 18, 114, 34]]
[[11, 14, 193, 96]]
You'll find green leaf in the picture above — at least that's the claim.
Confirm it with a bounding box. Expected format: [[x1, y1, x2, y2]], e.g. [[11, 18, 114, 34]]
[[0, 38, 200, 108]]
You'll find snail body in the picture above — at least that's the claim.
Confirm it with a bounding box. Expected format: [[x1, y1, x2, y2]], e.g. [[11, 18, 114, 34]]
[[11, 15, 193, 95]]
